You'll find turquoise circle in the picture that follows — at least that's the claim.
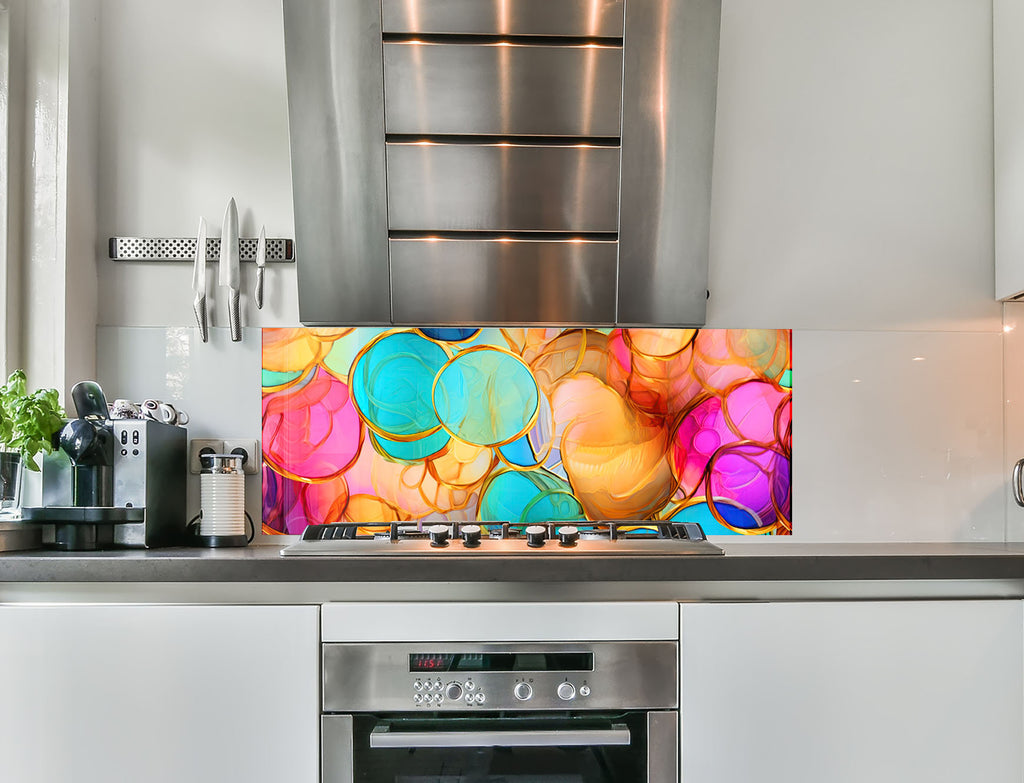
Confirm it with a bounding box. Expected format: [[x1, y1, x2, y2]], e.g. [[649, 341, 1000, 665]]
[[371, 429, 450, 462], [520, 490, 586, 526], [498, 435, 536, 467], [419, 328, 480, 342], [350, 332, 448, 439], [433, 349, 539, 447], [479, 470, 585, 525], [670, 499, 760, 535], [262, 368, 304, 388]]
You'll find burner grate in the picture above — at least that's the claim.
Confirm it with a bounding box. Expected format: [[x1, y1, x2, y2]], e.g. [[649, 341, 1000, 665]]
[[297, 520, 709, 543]]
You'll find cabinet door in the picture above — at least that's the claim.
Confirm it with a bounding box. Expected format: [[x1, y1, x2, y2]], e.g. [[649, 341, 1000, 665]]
[[996, 0, 1024, 300], [0, 604, 319, 783], [680, 601, 1023, 783]]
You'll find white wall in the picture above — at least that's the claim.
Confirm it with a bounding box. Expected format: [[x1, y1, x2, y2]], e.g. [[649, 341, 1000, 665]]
[[91, 0, 1005, 541], [96, 0, 297, 328]]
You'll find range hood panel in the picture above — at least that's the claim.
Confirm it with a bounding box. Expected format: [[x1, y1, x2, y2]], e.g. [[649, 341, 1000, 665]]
[[283, 0, 391, 326], [386, 143, 621, 233], [381, 0, 626, 37], [390, 239, 618, 324], [284, 0, 720, 327], [384, 42, 624, 137]]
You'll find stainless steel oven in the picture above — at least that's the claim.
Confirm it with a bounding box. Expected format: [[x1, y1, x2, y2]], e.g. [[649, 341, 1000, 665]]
[[321, 641, 678, 783]]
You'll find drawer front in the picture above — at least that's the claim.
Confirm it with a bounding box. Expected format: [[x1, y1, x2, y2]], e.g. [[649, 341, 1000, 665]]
[[390, 239, 617, 324], [386, 143, 621, 232], [384, 42, 623, 137], [381, 0, 625, 37]]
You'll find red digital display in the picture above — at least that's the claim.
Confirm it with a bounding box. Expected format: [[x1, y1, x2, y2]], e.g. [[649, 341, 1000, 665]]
[[410, 654, 455, 672]]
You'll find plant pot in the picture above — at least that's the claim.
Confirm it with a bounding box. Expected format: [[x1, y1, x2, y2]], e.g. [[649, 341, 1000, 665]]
[[0, 451, 23, 518]]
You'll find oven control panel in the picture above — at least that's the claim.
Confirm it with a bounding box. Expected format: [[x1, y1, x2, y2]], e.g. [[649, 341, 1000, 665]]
[[412, 677, 494, 707], [409, 675, 591, 708], [322, 641, 678, 713]]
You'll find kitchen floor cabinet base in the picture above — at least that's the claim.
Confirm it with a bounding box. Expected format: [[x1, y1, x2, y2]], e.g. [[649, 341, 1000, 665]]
[[679, 600, 1023, 783], [0, 604, 319, 783]]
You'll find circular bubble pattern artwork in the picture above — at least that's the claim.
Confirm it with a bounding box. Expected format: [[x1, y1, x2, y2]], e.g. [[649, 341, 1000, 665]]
[[261, 328, 792, 536]]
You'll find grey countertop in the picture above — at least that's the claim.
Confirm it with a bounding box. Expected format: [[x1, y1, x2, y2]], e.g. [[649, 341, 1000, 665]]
[[2, 542, 1024, 600]]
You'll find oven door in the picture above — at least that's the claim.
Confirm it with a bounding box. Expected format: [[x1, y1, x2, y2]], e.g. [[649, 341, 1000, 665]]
[[323, 711, 677, 783]]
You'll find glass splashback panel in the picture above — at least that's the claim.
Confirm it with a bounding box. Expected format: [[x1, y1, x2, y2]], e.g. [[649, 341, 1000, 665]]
[[262, 328, 792, 536]]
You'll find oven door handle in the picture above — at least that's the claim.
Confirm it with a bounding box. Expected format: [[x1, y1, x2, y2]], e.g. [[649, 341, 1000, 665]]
[[369, 723, 632, 748]]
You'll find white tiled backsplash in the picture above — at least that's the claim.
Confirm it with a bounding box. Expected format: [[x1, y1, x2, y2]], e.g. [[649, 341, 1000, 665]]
[[96, 327, 263, 530], [95, 324, 1011, 543], [794, 329, 1003, 541], [1003, 302, 1024, 541]]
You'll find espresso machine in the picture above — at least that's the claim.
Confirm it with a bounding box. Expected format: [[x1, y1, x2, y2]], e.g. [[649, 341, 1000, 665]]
[[22, 381, 187, 550]]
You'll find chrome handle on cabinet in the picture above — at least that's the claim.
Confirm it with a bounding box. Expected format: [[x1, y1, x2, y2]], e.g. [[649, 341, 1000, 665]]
[[369, 724, 631, 749], [1013, 459, 1024, 507]]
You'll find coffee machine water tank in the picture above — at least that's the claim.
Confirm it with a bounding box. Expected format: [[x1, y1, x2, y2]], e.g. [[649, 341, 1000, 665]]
[[111, 419, 187, 547]]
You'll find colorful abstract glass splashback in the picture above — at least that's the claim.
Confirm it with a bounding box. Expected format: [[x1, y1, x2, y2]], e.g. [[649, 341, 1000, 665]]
[[262, 328, 792, 535]]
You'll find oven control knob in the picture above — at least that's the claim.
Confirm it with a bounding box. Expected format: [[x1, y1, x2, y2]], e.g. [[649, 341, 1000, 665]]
[[461, 524, 482, 548], [428, 524, 450, 547], [557, 682, 576, 701], [579, 685, 591, 697], [557, 526, 579, 547], [525, 525, 547, 548], [445, 682, 463, 701], [514, 682, 533, 701]]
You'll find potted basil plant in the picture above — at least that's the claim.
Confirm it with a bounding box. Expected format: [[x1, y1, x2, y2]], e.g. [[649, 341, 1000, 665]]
[[0, 370, 65, 516]]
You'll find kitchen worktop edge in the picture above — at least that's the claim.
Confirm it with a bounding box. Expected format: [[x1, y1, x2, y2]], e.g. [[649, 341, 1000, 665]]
[[1, 542, 1023, 584]]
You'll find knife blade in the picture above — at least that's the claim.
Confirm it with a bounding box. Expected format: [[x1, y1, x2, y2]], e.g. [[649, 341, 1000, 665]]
[[191, 216, 209, 342], [219, 197, 241, 342], [254, 224, 266, 310]]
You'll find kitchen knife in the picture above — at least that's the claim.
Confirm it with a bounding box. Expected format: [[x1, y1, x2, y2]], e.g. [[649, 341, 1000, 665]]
[[191, 216, 209, 342], [219, 197, 241, 342], [254, 224, 266, 310]]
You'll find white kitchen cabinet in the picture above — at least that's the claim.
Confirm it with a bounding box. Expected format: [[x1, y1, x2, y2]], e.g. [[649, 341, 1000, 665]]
[[0, 604, 319, 783], [996, 0, 1024, 300], [680, 601, 1023, 783]]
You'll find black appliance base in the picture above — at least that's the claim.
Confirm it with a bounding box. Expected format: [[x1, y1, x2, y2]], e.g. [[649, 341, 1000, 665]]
[[20, 507, 147, 551]]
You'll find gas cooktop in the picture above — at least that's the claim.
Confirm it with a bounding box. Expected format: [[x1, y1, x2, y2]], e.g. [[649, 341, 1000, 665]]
[[279, 521, 723, 557]]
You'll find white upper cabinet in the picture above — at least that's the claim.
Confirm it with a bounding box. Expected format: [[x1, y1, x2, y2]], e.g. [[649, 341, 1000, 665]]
[[996, 0, 1024, 300]]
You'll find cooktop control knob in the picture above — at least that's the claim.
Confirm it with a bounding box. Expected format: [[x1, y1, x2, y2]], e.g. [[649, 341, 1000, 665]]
[[445, 682, 463, 701], [557, 525, 579, 547], [514, 682, 533, 701], [428, 524, 450, 548], [461, 524, 482, 548], [525, 525, 547, 548], [557, 682, 576, 701]]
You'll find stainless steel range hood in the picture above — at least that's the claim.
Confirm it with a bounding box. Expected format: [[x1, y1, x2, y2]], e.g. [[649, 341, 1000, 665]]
[[283, 0, 721, 326]]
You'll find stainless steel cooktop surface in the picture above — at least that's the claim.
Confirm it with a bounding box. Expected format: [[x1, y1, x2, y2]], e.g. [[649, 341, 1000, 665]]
[[280, 521, 723, 557]]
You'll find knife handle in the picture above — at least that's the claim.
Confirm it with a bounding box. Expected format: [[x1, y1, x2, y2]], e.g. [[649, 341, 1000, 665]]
[[255, 267, 265, 310], [193, 294, 209, 343], [228, 289, 241, 342]]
